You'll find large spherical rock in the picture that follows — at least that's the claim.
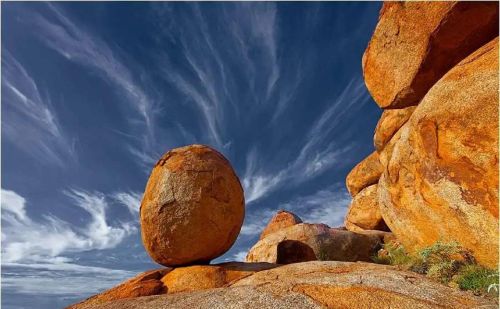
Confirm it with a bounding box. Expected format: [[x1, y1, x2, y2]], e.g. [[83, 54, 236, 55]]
[[140, 144, 245, 267]]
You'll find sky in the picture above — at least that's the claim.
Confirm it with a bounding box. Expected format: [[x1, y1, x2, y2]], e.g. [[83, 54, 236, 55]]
[[1, 2, 382, 308]]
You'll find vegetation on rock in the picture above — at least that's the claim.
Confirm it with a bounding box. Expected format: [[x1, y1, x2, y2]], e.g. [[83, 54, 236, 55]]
[[372, 241, 499, 297]]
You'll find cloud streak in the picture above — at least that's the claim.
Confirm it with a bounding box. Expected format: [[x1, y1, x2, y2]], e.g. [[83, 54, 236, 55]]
[[243, 78, 369, 204], [2, 50, 76, 166], [29, 3, 161, 167], [1, 189, 136, 264]]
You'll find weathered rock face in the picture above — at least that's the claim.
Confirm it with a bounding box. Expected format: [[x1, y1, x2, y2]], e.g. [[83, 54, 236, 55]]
[[160, 262, 277, 294], [346, 151, 383, 196], [259, 210, 302, 240], [345, 184, 388, 232], [140, 144, 245, 267], [374, 106, 416, 152], [78, 262, 497, 309], [378, 38, 499, 268], [246, 223, 382, 264], [68, 269, 171, 309], [363, 2, 499, 109]]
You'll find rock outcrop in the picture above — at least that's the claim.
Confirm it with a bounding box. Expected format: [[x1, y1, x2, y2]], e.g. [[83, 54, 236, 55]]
[[246, 223, 382, 264], [69, 263, 276, 309], [378, 38, 499, 268], [363, 2, 499, 108], [373, 106, 416, 152], [345, 151, 383, 196], [68, 269, 171, 308], [259, 210, 302, 240], [160, 262, 277, 294], [73, 262, 497, 309], [140, 144, 245, 267], [344, 184, 388, 232]]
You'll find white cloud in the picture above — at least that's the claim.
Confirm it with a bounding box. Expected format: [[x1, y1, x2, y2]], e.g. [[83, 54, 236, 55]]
[[1, 189, 136, 264], [242, 78, 369, 204], [30, 3, 161, 167], [1, 189, 28, 222], [153, 3, 281, 148], [239, 184, 350, 239], [278, 184, 351, 228], [113, 192, 143, 215], [2, 51, 76, 167], [2, 262, 135, 296], [229, 251, 248, 262]]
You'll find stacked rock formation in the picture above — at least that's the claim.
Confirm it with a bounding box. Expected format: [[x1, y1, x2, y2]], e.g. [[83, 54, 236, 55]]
[[346, 1, 499, 268], [246, 210, 389, 264], [69, 2, 500, 308]]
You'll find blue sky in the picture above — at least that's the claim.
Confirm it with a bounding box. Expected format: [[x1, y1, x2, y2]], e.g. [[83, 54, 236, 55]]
[[1, 2, 382, 308]]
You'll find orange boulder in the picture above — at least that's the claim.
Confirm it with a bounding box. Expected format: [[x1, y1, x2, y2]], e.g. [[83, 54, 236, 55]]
[[374, 106, 416, 152], [344, 184, 388, 232], [68, 268, 170, 308], [161, 262, 277, 294], [363, 2, 499, 108], [259, 210, 302, 240], [140, 144, 245, 267], [346, 151, 383, 196], [378, 38, 499, 268]]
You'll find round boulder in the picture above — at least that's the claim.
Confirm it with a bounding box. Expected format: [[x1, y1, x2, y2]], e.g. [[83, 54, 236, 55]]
[[140, 144, 245, 266]]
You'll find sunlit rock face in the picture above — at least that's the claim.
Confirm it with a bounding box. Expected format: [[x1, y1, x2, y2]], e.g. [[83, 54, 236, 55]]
[[363, 2, 499, 109], [73, 262, 497, 309], [378, 38, 499, 268], [259, 209, 303, 240], [344, 184, 388, 233], [246, 222, 382, 264], [345, 151, 383, 197], [140, 144, 245, 267]]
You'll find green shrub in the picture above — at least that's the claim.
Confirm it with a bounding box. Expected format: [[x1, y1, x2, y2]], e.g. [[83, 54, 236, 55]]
[[371, 242, 415, 267], [455, 264, 499, 294], [416, 241, 468, 283], [372, 240, 498, 296]]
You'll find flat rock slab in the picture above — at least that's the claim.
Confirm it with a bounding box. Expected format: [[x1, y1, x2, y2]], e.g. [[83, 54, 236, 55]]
[[75, 261, 497, 309]]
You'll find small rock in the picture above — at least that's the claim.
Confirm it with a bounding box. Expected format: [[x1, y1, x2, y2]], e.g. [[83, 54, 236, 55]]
[[346, 151, 383, 196], [260, 210, 303, 240]]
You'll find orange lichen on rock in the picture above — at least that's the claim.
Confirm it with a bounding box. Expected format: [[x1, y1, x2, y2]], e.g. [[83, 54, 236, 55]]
[[160, 262, 277, 294], [68, 268, 170, 308], [378, 38, 499, 268], [374, 106, 416, 152], [345, 184, 388, 232], [346, 151, 383, 196], [363, 2, 499, 108]]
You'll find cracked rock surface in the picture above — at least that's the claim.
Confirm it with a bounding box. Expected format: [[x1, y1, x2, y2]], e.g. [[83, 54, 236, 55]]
[[378, 38, 499, 268], [70, 262, 497, 309], [140, 144, 245, 267]]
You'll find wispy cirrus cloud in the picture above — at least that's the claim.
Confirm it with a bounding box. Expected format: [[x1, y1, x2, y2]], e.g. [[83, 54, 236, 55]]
[[243, 78, 369, 204], [113, 192, 142, 215], [28, 3, 162, 167], [2, 263, 135, 297], [153, 3, 282, 149], [2, 50, 76, 167], [1, 188, 136, 264], [230, 183, 350, 262]]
